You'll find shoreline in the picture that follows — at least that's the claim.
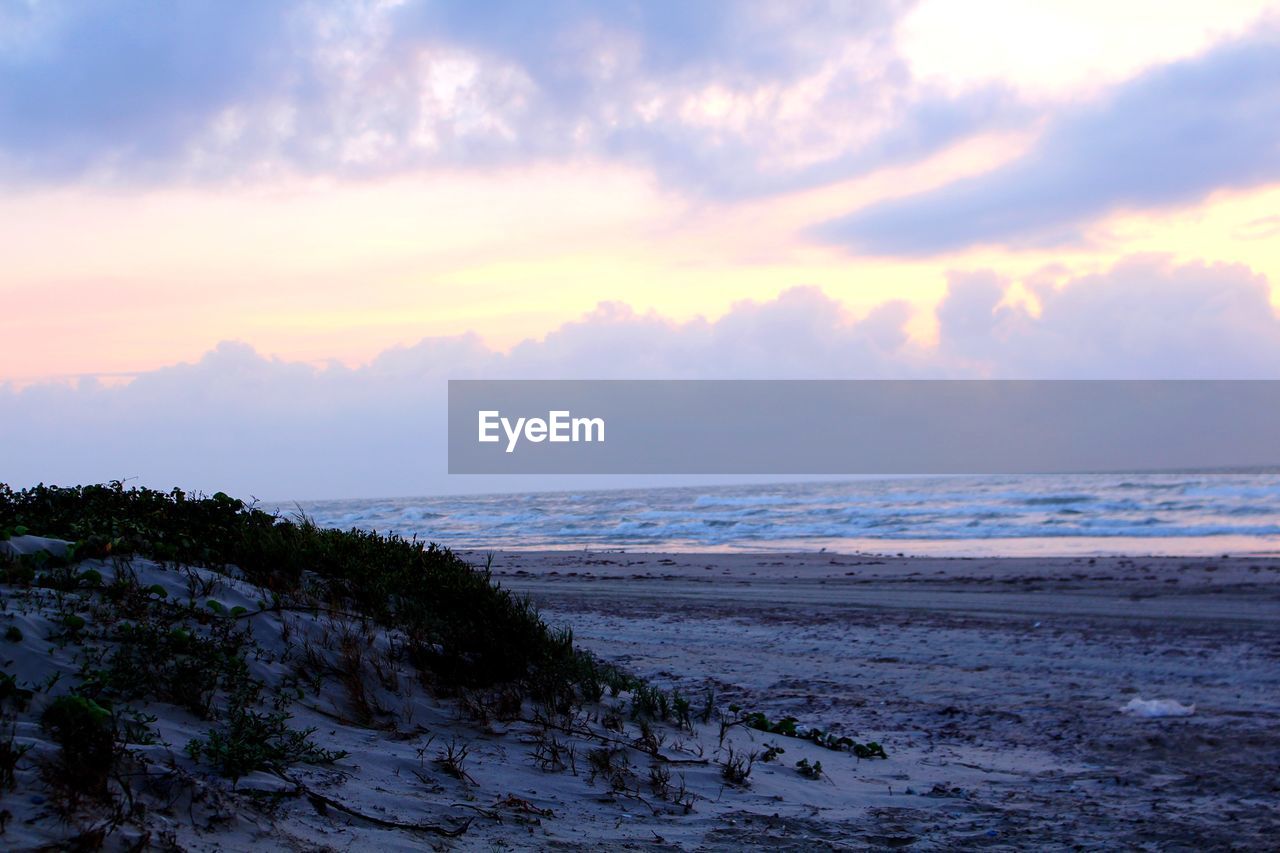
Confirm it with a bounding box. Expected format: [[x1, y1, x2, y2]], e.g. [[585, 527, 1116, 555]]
[[466, 548, 1280, 583], [454, 534, 1280, 559]]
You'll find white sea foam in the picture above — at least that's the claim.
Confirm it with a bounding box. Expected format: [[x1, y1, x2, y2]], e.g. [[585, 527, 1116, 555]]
[[287, 472, 1280, 554]]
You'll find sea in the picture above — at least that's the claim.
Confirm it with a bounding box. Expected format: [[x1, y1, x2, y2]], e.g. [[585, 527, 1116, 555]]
[[290, 470, 1280, 557]]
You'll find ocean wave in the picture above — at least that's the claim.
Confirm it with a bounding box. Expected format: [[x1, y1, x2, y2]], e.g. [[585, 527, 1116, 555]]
[[1021, 494, 1096, 505], [289, 472, 1280, 552]]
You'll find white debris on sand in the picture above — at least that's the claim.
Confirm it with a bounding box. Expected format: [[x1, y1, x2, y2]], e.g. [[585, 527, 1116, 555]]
[[1120, 697, 1197, 718]]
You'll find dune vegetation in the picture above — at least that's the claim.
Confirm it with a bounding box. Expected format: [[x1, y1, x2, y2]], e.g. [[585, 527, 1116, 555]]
[[0, 482, 883, 848]]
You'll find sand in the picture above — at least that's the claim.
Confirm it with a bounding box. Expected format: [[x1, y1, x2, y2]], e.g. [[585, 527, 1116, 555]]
[[472, 549, 1280, 849], [3, 539, 1277, 850]]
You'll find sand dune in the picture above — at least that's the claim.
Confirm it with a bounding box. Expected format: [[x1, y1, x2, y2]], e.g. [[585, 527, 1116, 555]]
[[0, 537, 925, 850]]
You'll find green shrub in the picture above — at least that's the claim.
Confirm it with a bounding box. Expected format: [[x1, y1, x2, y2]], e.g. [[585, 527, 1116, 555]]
[[0, 672, 33, 712], [852, 741, 888, 759], [186, 706, 347, 780], [0, 725, 31, 791], [796, 758, 823, 779], [744, 711, 798, 737], [40, 694, 117, 795], [90, 618, 254, 718]]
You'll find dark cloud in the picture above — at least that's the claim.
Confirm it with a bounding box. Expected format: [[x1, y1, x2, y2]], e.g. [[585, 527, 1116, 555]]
[[815, 33, 1280, 255]]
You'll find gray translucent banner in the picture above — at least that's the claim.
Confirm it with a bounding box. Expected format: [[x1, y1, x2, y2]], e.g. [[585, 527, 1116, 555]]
[[447, 380, 1280, 474]]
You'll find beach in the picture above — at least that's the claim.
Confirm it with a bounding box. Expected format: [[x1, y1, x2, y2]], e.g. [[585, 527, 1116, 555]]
[[3, 507, 1279, 849], [473, 549, 1280, 848], [10, 1, 1280, 847]]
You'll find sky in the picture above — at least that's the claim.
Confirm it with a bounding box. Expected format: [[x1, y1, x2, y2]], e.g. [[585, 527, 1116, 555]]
[[3, 0, 1280, 498]]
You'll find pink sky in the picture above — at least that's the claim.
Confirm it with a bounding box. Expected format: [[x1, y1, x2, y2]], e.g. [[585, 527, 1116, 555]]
[[2, 0, 1277, 384]]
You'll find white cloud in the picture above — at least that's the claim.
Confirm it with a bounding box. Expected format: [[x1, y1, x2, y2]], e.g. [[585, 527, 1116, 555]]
[[938, 256, 1280, 378], [898, 0, 1274, 99], [3, 257, 1276, 498]]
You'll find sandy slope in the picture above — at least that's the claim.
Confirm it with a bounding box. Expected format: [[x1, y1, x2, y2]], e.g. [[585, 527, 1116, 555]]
[[474, 549, 1280, 849], [1, 537, 945, 852]]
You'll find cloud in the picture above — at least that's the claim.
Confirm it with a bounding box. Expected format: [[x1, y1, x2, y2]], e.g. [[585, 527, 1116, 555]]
[[0, 0, 296, 180], [897, 0, 1275, 99], [0, 0, 1017, 196], [816, 32, 1280, 254], [2, 257, 1277, 497], [2, 0, 1271, 239], [500, 287, 921, 379], [937, 255, 1280, 377]]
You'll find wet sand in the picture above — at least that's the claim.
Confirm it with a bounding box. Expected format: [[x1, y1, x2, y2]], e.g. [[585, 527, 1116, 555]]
[[469, 550, 1280, 849]]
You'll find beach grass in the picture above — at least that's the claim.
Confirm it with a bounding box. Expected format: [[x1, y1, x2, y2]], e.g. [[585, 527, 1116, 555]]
[[0, 481, 612, 697]]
